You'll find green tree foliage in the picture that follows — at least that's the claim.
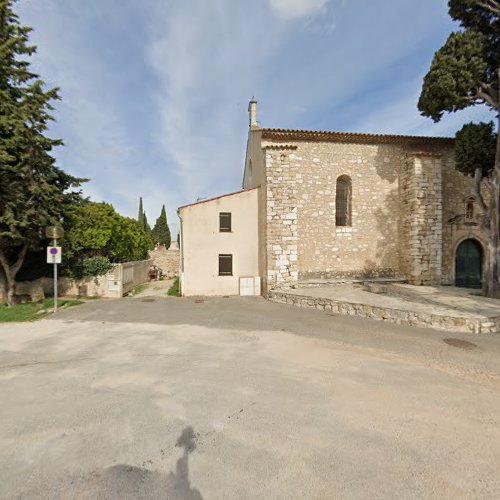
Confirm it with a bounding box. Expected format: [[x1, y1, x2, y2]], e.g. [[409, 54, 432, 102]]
[[137, 196, 153, 249], [74, 256, 113, 280], [152, 205, 171, 248], [63, 202, 150, 275], [418, 30, 489, 121], [143, 211, 153, 248], [0, 0, 85, 304], [418, 0, 500, 297], [455, 121, 497, 177], [137, 197, 144, 227]]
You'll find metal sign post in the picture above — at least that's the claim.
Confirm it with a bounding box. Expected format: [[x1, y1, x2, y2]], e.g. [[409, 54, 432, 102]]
[[53, 241, 58, 312], [45, 226, 64, 314], [47, 244, 62, 312]]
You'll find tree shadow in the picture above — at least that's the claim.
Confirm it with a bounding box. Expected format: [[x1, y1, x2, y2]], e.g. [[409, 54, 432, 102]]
[[362, 142, 450, 280], [358, 145, 403, 278], [362, 186, 402, 277], [66, 426, 203, 499]]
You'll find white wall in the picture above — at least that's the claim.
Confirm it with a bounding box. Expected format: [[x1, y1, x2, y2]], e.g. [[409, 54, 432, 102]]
[[179, 188, 260, 296]]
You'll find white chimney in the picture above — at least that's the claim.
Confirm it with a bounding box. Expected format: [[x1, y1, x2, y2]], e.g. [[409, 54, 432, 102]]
[[248, 99, 257, 127]]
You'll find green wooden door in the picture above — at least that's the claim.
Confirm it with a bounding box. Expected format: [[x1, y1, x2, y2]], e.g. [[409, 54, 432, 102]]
[[455, 239, 482, 289]]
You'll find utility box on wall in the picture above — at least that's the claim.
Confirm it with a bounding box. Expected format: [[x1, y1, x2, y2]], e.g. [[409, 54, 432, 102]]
[[239, 277, 261, 296]]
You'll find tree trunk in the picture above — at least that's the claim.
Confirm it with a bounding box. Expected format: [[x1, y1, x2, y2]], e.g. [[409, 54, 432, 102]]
[[0, 267, 6, 305], [483, 97, 500, 298], [0, 245, 29, 306], [483, 191, 500, 297]]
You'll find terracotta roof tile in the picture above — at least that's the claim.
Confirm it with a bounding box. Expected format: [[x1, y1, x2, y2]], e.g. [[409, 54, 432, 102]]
[[261, 127, 455, 145]]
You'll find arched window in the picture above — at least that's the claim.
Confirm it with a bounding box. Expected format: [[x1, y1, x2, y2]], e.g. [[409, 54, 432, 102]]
[[465, 197, 474, 221], [336, 175, 352, 227]]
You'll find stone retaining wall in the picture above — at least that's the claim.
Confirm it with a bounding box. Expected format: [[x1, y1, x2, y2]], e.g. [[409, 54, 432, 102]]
[[150, 248, 180, 278], [268, 290, 500, 334], [1, 259, 152, 302]]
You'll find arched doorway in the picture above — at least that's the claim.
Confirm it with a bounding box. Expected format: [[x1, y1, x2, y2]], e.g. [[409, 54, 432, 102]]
[[455, 239, 482, 288]]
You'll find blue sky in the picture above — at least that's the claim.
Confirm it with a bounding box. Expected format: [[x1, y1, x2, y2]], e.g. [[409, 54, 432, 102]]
[[18, 0, 493, 236]]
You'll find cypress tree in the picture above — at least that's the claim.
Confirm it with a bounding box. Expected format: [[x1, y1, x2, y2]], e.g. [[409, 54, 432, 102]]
[[152, 205, 171, 248], [0, 0, 85, 304], [136, 197, 153, 249], [143, 211, 153, 247], [418, 0, 500, 296], [137, 197, 144, 226]]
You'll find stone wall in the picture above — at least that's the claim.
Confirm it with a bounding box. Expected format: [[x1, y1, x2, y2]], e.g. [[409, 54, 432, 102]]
[[264, 148, 299, 290], [1, 259, 152, 302], [150, 247, 180, 278], [289, 141, 403, 281], [260, 140, 410, 288], [268, 289, 500, 334], [242, 121, 487, 291], [441, 149, 487, 284], [400, 153, 443, 285]]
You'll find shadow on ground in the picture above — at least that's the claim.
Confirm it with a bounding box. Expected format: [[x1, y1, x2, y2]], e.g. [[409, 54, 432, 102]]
[[66, 427, 202, 500], [50, 295, 394, 335]]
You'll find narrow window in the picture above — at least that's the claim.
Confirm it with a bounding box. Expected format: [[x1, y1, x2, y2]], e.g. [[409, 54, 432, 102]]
[[336, 175, 352, 227], [218, 254, 233, 276], [219, 212, 231, 232], [465, 198, 474, 221]]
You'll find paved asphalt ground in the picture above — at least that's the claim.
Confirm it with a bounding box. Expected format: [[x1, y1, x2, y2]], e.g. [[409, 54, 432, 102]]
[[1, 295, 500, 499]]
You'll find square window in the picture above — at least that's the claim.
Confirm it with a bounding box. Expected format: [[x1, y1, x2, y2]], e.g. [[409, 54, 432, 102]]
[[218, 254, 233, 276], [219, 212, 231, 232]]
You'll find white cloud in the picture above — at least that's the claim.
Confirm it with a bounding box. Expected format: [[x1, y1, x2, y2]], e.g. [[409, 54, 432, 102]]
[[145, 0, 287, 206], [269, 0, 329, 20], [16, 0, 482, 240], [347, 77, 494, 138], [17, 0, 182, 232]]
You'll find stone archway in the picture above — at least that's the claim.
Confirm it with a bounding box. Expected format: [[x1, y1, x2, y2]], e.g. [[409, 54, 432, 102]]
[[455, 238, 482, 289]]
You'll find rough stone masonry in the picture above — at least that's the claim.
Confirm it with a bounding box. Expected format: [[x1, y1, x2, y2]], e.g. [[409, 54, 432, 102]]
[[242, 103, 486, 294]]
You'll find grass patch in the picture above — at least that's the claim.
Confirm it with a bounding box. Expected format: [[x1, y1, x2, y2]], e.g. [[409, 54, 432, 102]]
[[167, 277, 180, 297], [0, 298, 84, 323]]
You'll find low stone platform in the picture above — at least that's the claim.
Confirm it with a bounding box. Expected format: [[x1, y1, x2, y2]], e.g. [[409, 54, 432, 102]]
[[268, 284, 500, 334]]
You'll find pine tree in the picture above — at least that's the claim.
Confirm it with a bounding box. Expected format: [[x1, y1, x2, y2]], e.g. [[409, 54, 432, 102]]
[[418, 0, 500, 297], [0, 0, 85, 305], [152, 205, 171, 248]]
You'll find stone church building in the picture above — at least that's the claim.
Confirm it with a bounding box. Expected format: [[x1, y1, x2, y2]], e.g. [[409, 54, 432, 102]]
[[179, 101, 485, 296]]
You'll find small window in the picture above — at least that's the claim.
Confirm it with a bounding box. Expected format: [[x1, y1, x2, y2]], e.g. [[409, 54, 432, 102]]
[[465, 198, 474, 221], [336, 175, 352, 227], [218, 254, 233, 276], [219, 212, 231, 232]]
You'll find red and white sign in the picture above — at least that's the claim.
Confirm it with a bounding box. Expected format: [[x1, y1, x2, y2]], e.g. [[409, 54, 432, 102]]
[[47, 246, 62, 264]]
